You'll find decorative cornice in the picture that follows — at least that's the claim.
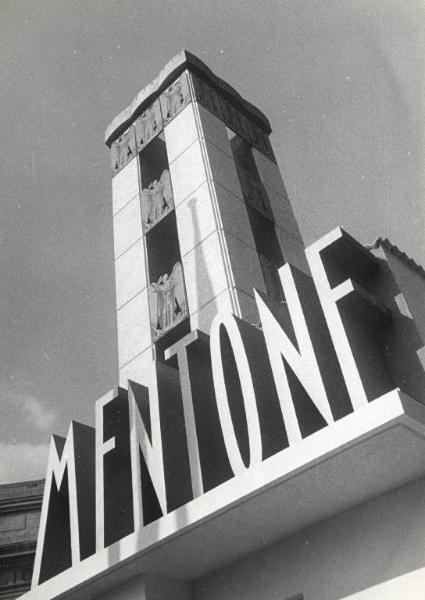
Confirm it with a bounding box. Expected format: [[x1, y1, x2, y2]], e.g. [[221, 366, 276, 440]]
[[105, 50, 272, 147], [0, 540, 36, 568], [369, 237, 425, 279], [0, 481, 44, 513]]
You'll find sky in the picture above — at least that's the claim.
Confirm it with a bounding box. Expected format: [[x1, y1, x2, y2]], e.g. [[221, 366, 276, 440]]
[[0, 0, 423, 483]]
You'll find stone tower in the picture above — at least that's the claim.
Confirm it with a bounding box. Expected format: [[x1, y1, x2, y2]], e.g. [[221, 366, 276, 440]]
[[105, 51, 307, 389]]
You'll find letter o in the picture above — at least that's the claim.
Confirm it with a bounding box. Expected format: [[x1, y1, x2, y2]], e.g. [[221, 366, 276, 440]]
[[210, 312, 262, 475]]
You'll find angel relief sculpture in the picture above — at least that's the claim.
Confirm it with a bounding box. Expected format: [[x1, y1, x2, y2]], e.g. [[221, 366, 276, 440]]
[[134, 101, 162, 151], [160, 74, 190, 122], [141, 169, 174, 231], [149, 262, 188, 339], [111, 128, 136, 174]]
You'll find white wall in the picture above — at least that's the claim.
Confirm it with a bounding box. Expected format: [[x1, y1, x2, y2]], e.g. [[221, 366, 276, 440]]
[[192, 477, 425, 600]]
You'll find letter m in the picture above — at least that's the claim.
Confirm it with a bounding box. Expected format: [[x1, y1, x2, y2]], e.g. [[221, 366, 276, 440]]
[[32, 421, 95, 588]]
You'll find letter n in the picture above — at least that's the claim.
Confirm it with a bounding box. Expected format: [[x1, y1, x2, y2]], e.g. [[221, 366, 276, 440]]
[[255, 264, 334, 444], [129, 380, 167, 529]]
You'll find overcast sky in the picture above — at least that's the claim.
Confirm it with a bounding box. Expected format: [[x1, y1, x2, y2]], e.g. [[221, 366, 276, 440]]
[[0, 0, 423, 483]]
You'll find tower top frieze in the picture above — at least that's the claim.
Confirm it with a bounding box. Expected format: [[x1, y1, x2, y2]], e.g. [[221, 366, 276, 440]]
[[105, 49, 272, 147]]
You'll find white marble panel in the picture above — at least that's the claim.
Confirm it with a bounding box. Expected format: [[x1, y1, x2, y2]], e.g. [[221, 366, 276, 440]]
[[175, 182, 217, 257], [189, 287, 259, 334], [197, 104, 232, 158], [252, 147, 287, 197], [265, 184, 303, 240], [275, 226, 310, 275], [113, 195, 143, 259], [164, 103, 199, 164], [206, 141, 243, 200], [182, 231, 229, 315], [117, 288, 152, 368], [169, 140, 207, 208], [215, 183, 256, 250], [115, 238, 147, 309], [112, 157, 139, 215], [225, 233, 267, 296], [189, 288, 234, 334], [118, 346, 155, 389]]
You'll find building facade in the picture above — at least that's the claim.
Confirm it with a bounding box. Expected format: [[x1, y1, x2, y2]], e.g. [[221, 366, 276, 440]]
[[18, 51, 425, 600], [0, 481, 43, 600]]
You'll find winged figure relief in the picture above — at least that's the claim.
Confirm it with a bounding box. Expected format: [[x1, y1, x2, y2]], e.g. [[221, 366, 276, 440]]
[[140, 186, 153, 230], [149, 262, 188, 339], [141, 169, 174, 232], [161, 75, 190, 122], [111, 135, 130, 173], [135, 103, 161, 150], [160, 169, 173, 209], [112, 130, 135, 172]]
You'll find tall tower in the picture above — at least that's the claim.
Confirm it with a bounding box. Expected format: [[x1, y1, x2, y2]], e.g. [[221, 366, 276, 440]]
[[105, 51, 307, 389]]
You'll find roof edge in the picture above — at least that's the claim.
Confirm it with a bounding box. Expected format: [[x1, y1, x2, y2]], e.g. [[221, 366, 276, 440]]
[[104, 50, 272, 147], [370, 237, 425, 278]]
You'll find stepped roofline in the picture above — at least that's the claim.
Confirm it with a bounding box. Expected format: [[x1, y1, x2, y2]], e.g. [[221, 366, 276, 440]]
[[369, 237, 425, 278], [105, 50, 272, 147]]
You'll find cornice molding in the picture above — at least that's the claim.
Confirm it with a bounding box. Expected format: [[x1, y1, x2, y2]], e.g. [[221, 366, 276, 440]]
[[105, 50, 271, 147]]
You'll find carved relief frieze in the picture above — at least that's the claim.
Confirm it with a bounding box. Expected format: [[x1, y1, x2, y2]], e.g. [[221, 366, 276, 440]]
[[0, 569, 14, 588], [134, 100, 163, 152], [109, 69, 275, 177], [110, 126, 137, 175], [148, 262, 188, 340], [220, 95, 276, 162], [0, 482, 43, 502], [140, 169, 174, 232], [0, 555, 33, 589], [190, 73, 223, 120], [159, 72, 191, 124], [219, 96, 251, 142]]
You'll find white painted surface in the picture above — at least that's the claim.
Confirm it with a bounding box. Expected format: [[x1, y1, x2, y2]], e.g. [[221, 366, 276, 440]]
[[21, 390, 425, 600], [112, 158, 139, 215], [189, 289, 234, 333], [182, 231, 229, 315], [95, 575, 191, 600], [164, 103, 198, 164], [115, 238, 147, 309], [189, 288, 259, 333], [169, 140, 207, 208], [113, 195, 143, 259], [193, 477, 425, 600], [118, 346, 155, 389], [117, 288, 151, 368], [175, 183, 217, 257]]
